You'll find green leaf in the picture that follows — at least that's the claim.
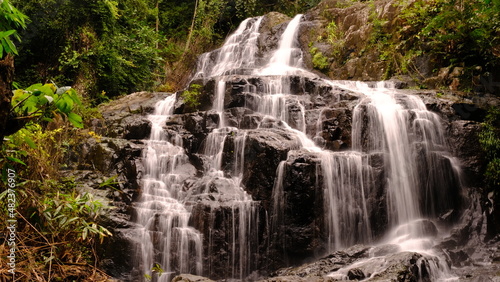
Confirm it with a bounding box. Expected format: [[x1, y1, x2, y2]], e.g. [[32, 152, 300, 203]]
[[0, 30, 16, 38], [67, 112, 83, 128], [55, 99, 70, 114], [12, 89, 27, 103], [6, 156, 26, 166], [67, 217, 79, 224], [21, 95, 40, 114], [24, 135, 37, 149], [67, 88, 82, 106], [25, 83, 44, 91]]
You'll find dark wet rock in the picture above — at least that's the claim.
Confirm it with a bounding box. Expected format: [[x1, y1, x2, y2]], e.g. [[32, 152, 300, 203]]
[[175, 79, 216, 113], [271, 151, 325, 267], [449, 120, 484, 181], [224, 107, 256, 128], [452, 103, 487, 121], [97, 229, 135, 280], [271, 246, 369, 278], [190, 200, 263, 280], [98, 91, 168, 138], [447, 250, 470, 267], [312, 107, 352, 150], [258, 12, 292, 57], [347, 268, 365, 280], [59, 8, 500, 280], [241, 128, 301, 202]]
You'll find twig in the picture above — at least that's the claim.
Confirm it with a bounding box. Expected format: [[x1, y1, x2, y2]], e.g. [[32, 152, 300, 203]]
[[16, 212, 50, 245], [47, 237, 53, 282]]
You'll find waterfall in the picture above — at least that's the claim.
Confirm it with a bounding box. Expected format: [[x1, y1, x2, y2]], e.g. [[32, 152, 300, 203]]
[[130, 12, 463, 281], [195, 16, 263, 79], [193, 16, 266, 280], [132, 95, 203, 281], [262, 14, 304, 74]]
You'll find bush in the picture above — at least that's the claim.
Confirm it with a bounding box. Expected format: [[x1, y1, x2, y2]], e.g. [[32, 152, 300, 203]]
[[181, 83, 202, 111]]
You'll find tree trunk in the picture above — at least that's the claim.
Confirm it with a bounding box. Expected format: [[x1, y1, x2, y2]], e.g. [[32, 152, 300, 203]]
[[156, 0, 159, 49], [0, 55, 14, 146], [184, 0, 200, 52]]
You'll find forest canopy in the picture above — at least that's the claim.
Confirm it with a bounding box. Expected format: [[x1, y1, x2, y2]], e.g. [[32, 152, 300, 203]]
[[10, 0, 321, 100]]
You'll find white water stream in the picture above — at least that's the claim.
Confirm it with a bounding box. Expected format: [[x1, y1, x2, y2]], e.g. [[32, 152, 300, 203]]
[[133, 95, 203, 281]]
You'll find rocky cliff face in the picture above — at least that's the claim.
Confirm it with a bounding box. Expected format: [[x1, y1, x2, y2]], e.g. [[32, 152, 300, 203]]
[[70, 88, 496, 280], [300, 0, 500, 95], [65, 8, 500, 282]]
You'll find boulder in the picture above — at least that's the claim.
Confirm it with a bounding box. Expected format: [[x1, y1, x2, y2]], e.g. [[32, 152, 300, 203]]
[[172, 274, 215, 282]]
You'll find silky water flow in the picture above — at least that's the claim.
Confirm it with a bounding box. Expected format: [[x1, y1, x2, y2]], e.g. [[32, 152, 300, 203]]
[[131, 14, 462, 281]]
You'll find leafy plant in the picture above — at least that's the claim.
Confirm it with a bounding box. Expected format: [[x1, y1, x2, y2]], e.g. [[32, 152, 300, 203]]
[[325, 21, 345, 60], [38, 191, 112, 242], [479, 107, 500, 194], [99, 175, 121, 190], [309, 47, 330, 72], [10, 83, 83, 128], [398, 0, 500, 69], [144, 263, 165, 281], [181, 83, 202, 111], [0, 0, 28, 58]]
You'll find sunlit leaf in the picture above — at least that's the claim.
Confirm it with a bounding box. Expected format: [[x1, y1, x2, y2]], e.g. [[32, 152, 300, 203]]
[[67, 112, 83, 128], [23, 135, 37, 149], [56, 86, 72, 95], [44, 95, 54, 103]]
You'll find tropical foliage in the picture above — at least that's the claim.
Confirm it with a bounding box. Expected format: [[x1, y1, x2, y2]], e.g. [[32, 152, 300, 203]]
[[0, 0, 28, 58], [11, 83, 83, 128], [11, 0, 322, 98]]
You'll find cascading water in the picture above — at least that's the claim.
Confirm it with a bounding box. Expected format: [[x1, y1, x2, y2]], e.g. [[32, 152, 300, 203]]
[[191, 15, 266, 280], [132, 95, 203, 281], [131, 12, 463, 281]]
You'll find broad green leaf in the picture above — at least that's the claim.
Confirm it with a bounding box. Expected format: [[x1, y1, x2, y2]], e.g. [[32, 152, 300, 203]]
[[2, 40, 12, 54], [66, 88, 82, 106], [37, 95, 49, 106], [67, 112, 83, 128], [25, 83, 43, 91], [46, 84, 57, 93], [21, 95, 40, 114], [12, 89, 27, 102], [63, 94, 74, 110], [55, 99, 70, 114]]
